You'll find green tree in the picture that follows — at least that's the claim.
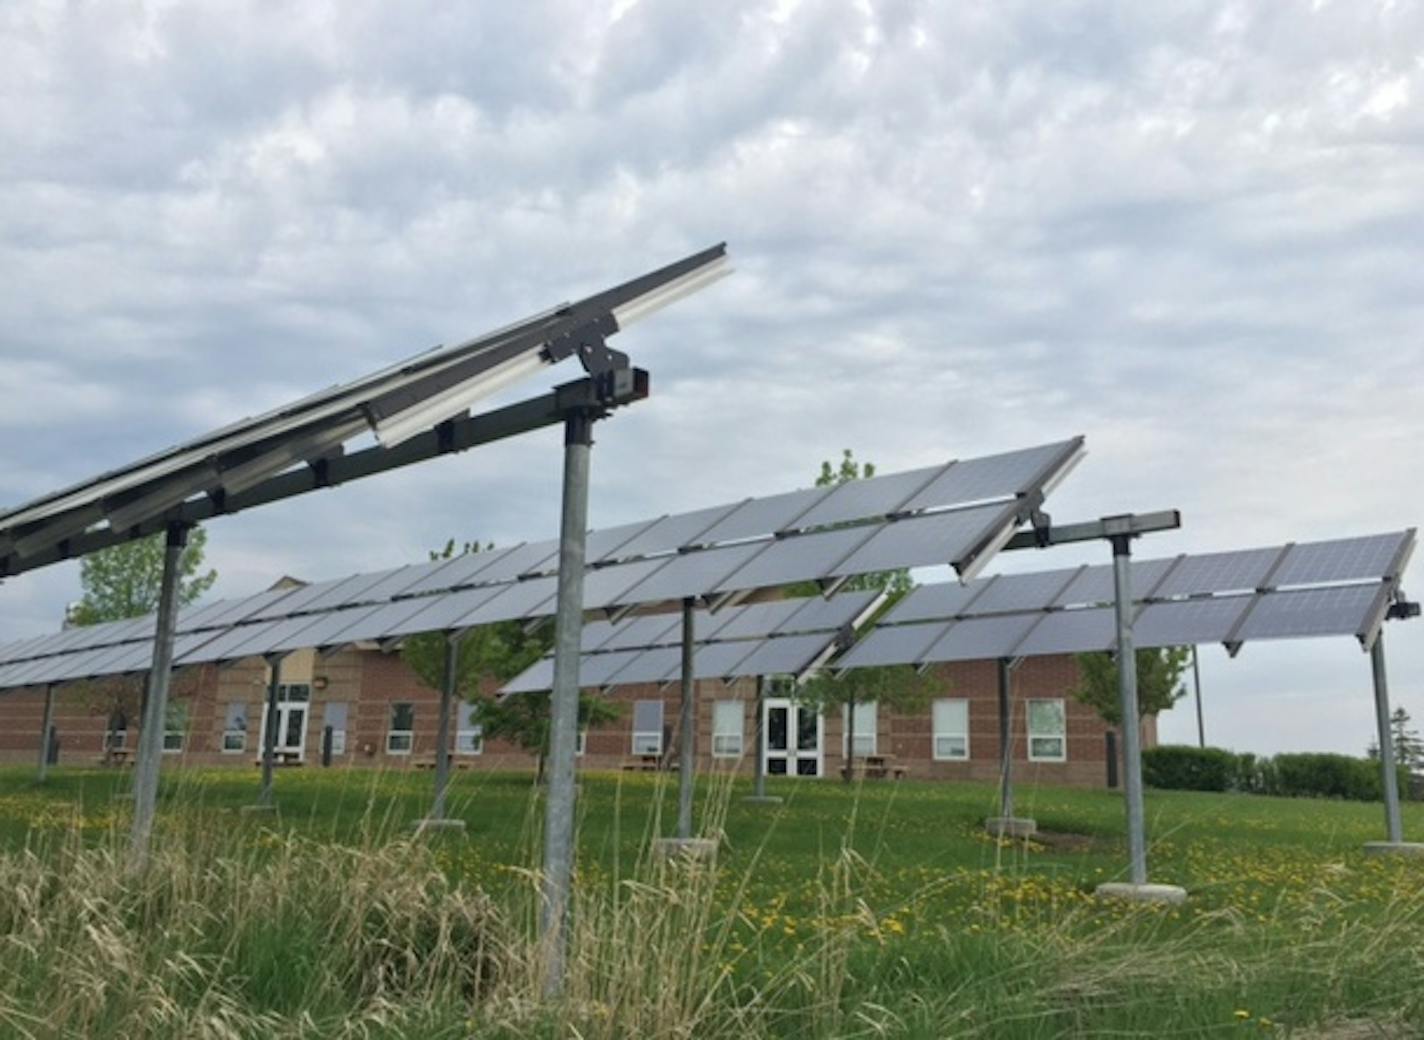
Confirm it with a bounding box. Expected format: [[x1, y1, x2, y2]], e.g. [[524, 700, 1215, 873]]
[[67, 526, 217, 625], [399, 539, 615, 781], [1367, 706, 1423, 772], [791, 449, 925, 781], [66, 525, 217, 744], [1072, 647, 1191, 727]]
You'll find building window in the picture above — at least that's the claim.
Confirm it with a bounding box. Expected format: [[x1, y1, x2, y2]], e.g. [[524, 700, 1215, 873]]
[[842, 701, 877, 757], [1027, 699, 1067, 762], [631, 700, 663, 756], [322, 702, 348, 755], [932, 698, 969, 761], [105, 711, 128, 751], [712, 701, 744, 758], [576, 729, 587, 757], [222, 702, 248, 753], [387, 702, 415, 755], [162, 700, 188, 753], [455, 702, 483, 755]]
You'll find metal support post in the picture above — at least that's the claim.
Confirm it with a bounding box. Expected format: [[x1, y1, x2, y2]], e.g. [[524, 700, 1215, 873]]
[[1372, 633, 1405, 844], [540, 409, 595, 998], [36, 683, 55, 781], [997, 659, 1014, 820], [1192, 646, 1205, 748], [430, 634, 460, 823], [128, 522, 188, 867], [677, 597, 696, 839], [1111, 535, 1148, 885], [257, 655, 284, 807]]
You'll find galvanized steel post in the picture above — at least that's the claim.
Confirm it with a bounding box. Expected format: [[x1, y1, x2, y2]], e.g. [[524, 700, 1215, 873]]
[[1372, 633, 1404, 844], [128, 522, 189, 867], [257, 654, 284, 806], [677, 597, 696, 840], [753, 675, 768, 798], [1111, 534, 1148, 886], [997, 659, 1014, 820], [432, 634, 459, 821], [540, 409, 594, 997], [36, 683, 55, 781], [1192, 645, 1205, 749]]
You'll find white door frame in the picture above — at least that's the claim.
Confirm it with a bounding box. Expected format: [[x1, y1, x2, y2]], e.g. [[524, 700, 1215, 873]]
[[260, 686, 311, 760], [763, 697, 824, 778]]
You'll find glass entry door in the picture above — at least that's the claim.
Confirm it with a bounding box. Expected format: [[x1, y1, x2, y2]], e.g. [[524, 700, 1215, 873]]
[[261, 684, 311, 759], [763, 698, 822, 777]]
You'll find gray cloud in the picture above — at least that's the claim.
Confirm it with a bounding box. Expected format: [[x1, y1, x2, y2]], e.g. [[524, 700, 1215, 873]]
[[2, 0, 1421, 754]]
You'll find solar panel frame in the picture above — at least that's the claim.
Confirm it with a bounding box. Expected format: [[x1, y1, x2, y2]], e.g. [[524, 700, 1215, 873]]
[[898, 439, 1082, 513], [1132, 595, 1253, 648], [693, 486, 832, 545], [1054, 557, 1181, 607], [606, 503, 742, 559], [836, 621, 949, 669], [611, 542, 767, 605], [1271, 532, 1413, 589], [713, 525, 875, 594], [733, 633, 836, 678], [829, 502, 1016, 578], [1234, 584, 1384, 643], [966, 566, 1084, 615], [398, 544, 525, 596], [1011, 608, 1116, 657], [789, 463, 949, 530], [921, 614, 1043, 663], [1147, 548, 1285, 600]]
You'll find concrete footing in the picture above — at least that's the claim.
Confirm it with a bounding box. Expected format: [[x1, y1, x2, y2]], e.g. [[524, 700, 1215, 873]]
[[651, 837, 718, 862], [1095, 882, 1188, 905], [412, 818, 467, 835], [239, 804, 277, 815], [1363, 841, 1424, 858], [984, 816, 1037, 839], [742, 795, 784, 805]]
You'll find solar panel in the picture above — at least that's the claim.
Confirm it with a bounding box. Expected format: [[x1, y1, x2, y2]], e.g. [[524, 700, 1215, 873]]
[[1148, 548, 1282, 599], [583, 518, 662, 564], [461, 540, 559, 584], [775, 589, 881, 634], [580, 649, 647, 687], [398, 545, 525, 597], [193, 588, 307, 631], [581, 557, 673, 610], [921, 614, 1042, 663], [884, 580, 995, 625], [710, 600, 807, 642], [246, 576, 355, 620], [320, 598, 443, 647], [1133, 596, 1252, 648], [596, 614, 683, 651], [1271, 533, 1413, 588], [733, 633, 833, 677], [1234, 584, 1384, 642], [382, 585, 510, 638], [611, 542, 766, 605], [502, 656, 555, 694], [967, 567, 1082, 614], [898, 439, 1081, 512], [298, 567, 406, 612], [1013, 608, 1116, 657], [692, 640, 761, 679], [604, 646, 682, 685], [713, 525, 872, 593], [270, 605, 383, 654], [830, 502, 1013, 577], [1054, 558, 1180, 607], [177, 620, 285, 665], [354, 563, 450, 604], [694, 486, 832, 545], [454, 575, 558, 627], [790, 464, 948, 530], [836, 621, 949, 669], [176, 595, 249, 633], [607, 503, 741, 559]]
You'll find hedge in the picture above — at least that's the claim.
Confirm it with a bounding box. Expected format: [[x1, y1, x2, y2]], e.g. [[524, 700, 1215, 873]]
[[1142, 745, 1410, 802]]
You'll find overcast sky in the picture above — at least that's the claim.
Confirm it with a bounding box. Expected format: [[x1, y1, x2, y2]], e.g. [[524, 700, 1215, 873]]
[[2, 0, 1421, 756]]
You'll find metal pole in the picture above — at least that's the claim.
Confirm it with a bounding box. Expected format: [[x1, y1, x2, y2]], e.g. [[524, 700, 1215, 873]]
[[997, 659, 1014, 820], [1372, 633, 1404, 844], [1111, 534, 1148, 886], [128, 522, 188, 867], [677, 597, 696, 839], [540, 410, 594, 998], [257, 655, 283, 807], [1192, 645, 1205, 749], [431, 634, 459, 822], [753, 675, 767, 798], [36, 683, 55, 781]]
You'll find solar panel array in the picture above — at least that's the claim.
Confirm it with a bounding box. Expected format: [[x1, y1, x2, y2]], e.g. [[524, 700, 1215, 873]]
[[501, 590, 883, 694], [0, 438, 1084, 692], [837, 529, 1416, 670]]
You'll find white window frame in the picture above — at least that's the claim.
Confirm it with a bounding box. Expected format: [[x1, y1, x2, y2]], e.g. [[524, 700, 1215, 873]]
[[842, 701, 878, 757], [576, 729, 587, 757], [711, 700, 744, 758], [322, 702, 349, 756], [387, 702, 415, 755], [453, 702, 483, 755], [221, 702, 248, 754], [162, 701, 188, 754], [631, 700, 663, 756], [106, 713, 128, 751], [932, 698, 970, 761], [1026, 698, 1067, 762]]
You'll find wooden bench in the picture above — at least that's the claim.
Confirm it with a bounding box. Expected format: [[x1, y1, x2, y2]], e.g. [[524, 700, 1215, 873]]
[[95, 748, 135, 767], [620, 754, 664, 773], [252, 751, 304, 768], [412, 755, 476, 771], [841, 755, 907, 781]]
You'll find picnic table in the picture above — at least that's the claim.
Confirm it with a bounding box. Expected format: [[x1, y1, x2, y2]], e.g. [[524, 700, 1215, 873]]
[[841, 754, 907, 781]]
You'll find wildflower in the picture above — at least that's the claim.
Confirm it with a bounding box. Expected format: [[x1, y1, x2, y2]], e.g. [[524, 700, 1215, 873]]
[[1234, 1009, 1251, 1020]]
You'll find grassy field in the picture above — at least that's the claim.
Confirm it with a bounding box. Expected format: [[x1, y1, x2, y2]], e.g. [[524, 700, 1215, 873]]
[[0, 765, 1421, 1038]]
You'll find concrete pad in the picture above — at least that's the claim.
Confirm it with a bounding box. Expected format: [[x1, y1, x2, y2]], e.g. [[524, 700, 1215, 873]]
[[1095, 882, 1188, 905], [651, 837, 718, 862], [984, 816, 1037, 839], [412, 818, 467, 835], [1363, 841, 1424, 858], [239, 804, 277, 815], [742, 795, 784, 805]]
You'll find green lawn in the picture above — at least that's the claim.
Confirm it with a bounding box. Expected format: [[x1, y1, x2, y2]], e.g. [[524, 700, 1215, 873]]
[[0, 765, 1421, 1038]]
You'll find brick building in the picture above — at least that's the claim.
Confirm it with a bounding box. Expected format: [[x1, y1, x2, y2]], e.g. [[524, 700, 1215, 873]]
[[0, 638, 1154, 787]]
